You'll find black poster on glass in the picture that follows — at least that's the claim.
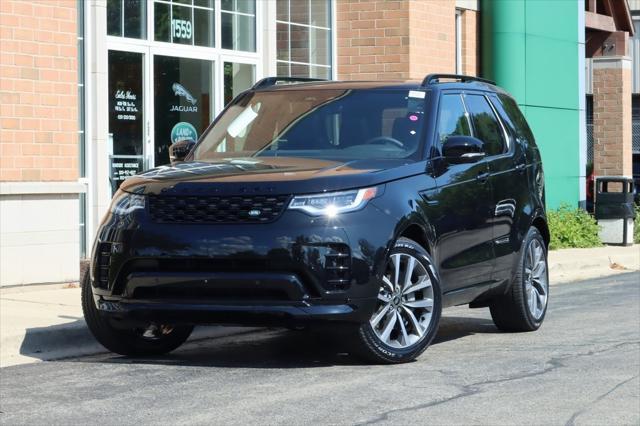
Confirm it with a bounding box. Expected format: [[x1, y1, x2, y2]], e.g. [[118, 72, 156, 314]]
[[108, 51, 144, 157], [109, 155, 144, 195], [153, 55, 211, 166]]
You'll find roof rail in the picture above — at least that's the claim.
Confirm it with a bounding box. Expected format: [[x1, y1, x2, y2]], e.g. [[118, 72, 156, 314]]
[[421, 73, 495, 87], [252, 77, 327, 90]]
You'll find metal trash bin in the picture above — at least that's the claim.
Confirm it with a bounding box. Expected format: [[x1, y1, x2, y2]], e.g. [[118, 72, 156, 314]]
[[594, 177, 635, 246]]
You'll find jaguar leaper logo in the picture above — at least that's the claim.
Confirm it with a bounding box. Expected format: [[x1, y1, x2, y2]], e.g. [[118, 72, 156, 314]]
[[172, 83, 197, 105]]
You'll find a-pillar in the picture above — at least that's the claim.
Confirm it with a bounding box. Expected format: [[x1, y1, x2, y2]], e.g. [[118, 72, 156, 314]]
[[592, 56, 633, 177]]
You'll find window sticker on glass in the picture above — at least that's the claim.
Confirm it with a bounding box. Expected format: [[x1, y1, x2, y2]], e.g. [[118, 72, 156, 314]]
[[408, 90, 425, 99]]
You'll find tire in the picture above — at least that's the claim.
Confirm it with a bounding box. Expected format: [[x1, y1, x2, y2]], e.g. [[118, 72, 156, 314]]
[[81, 271, 193, 356], [490, 227, 549, 332], [349, 237, 442, 364]]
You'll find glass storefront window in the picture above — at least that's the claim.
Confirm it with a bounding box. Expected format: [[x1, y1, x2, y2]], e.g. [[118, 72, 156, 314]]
[[224, 62, 255, 105], [276, 0, 332, 79], [108, 51, 145, 193], [154, 55, 213, 166], [107, 0, 146, 39], [221, 0, 256, 52], [153, 0, 215, 47]]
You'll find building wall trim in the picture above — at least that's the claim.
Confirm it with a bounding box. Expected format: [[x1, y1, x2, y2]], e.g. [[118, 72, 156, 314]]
[[591, 55, 633, 69], [456, 0, 479, 12], [0, 182, 86, 196]]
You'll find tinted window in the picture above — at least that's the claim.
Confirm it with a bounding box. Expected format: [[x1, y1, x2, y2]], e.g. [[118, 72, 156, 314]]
[[437, 94, 471, 145], [194, 90, 426, 161], [497, 94, 534, 144], [465, 94, 506, 156]]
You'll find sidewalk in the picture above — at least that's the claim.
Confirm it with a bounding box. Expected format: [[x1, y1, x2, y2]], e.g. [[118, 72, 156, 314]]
[[1, 244, 638, 368]]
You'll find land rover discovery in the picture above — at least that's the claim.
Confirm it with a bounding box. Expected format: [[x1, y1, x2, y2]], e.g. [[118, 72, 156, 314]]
[[83, 74, 550, 363]]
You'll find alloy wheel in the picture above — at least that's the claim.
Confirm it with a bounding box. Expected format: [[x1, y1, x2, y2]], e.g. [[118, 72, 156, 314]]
[[369, 253, 435, 349], [524, 239, 548, 320]]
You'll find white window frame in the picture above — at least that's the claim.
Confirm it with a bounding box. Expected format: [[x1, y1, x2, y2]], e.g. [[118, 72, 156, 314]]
[[104, 0, 263, 168], [455, 9, 462, 74]]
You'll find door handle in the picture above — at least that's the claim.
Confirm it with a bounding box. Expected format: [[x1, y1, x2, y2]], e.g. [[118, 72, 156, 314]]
[[515, 163, 526, 173], [476, 171, 490, 183]]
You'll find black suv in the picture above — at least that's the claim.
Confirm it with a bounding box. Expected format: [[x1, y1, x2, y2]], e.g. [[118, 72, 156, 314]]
[[83, 74, 549, 363]]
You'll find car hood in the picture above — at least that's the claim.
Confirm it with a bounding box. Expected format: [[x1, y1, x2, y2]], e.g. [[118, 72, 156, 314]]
[[119, 157, 425, 196]]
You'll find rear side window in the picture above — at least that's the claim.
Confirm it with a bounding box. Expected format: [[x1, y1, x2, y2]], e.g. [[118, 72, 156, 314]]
[[464, 94, 506, 156], [497, 94, 534, 143], [436, 94, 471, 145]]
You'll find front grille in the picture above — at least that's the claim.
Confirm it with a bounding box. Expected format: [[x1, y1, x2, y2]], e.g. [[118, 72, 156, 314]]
[[148, 194, 290, 224]]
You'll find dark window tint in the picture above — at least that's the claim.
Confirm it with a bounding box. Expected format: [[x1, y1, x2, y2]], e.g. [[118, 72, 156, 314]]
[[497, 94, 534, 144], [437, 94, 471, 145], [194, 90, 426, 161], [106, 0, 146, 39], [465, 94, 505, 156]]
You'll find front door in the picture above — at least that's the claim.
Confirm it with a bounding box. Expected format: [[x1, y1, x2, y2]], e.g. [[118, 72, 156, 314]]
[[152, 54, 213, 166], [107, 49, 147, 194], [430, 92, 495, 294]]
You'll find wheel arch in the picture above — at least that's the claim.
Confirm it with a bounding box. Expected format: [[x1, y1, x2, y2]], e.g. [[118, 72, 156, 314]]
[[531, 215, 550, 249]]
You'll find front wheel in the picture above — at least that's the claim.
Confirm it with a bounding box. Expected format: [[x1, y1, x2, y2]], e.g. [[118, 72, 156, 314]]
[[350, 237, 442, 364], [490, 227, 549, 332], [81, 271, 193, 356]]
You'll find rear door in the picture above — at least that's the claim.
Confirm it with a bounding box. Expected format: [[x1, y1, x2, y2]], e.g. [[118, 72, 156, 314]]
[[464, 93, 526, 281], [429, 92, 495, 295]]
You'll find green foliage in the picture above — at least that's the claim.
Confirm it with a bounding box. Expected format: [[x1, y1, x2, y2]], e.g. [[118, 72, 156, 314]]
[[547, 204, 601, 250], [634, 204, 640, 244]]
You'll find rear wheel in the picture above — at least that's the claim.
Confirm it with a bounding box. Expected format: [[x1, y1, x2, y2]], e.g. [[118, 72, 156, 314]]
[[350, 237, 442, 364], [490, 227, 549, 332], [81, 271, 193, 356]]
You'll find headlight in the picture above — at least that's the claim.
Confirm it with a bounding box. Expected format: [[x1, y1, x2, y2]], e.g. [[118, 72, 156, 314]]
[[110, 192, 146, 215], [288, 187, 378, 217]]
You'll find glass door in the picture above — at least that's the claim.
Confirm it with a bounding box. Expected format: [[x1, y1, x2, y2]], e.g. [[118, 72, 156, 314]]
[[107, 49, 146, 194], [152, 54, 213, 166]]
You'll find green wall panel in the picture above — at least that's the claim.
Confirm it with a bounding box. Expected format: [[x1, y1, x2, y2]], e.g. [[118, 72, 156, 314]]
[[525, 35, 579, 110], [524, 106, 580, 209], [524, 0, 578, 43], [481, 0, 581, 208]]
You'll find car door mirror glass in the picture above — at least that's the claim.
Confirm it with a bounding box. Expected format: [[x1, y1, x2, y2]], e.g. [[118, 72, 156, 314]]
[[442, 136, 486, 164]]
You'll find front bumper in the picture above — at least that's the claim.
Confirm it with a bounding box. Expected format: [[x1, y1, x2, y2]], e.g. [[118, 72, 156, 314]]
[[90, 203, 394, 326]]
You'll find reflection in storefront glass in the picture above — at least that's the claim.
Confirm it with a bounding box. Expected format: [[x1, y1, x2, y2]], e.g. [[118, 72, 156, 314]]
[[154, 55, 212, 167], [107, 0, 146, 39], [224, 62, 255, 106]]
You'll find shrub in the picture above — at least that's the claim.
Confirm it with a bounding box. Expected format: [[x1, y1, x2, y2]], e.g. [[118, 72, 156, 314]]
[[547, 204, 601, 250]]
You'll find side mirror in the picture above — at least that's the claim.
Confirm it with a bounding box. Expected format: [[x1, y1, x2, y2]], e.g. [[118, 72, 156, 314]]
[[442, 136, 486, 164], [169, 139, 196, 165]]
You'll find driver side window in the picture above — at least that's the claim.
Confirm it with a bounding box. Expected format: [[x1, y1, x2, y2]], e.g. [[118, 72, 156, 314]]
[[437, 94, 472, 145]]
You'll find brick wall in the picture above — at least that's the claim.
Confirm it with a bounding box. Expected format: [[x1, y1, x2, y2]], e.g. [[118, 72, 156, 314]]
[[407, 0, 455, 78], [592, 60, 633, 177], [336, 0, 467, 81], [0, 0, 78, 182], [460, 9, 479, 76], [336, 0, 411, 80]]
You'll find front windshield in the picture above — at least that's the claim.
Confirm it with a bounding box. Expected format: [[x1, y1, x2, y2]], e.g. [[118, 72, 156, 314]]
[[193, 88, 427, 161]]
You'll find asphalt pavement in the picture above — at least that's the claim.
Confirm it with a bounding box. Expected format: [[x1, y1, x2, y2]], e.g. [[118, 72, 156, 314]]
[[1, 272, 639, 425]]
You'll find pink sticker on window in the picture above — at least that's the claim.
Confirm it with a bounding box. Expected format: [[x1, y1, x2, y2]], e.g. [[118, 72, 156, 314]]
[[409, 114, 418, 121]]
